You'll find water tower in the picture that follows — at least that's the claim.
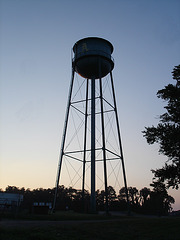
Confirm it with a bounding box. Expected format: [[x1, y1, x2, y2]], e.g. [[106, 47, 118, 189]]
[[53, 37, 129, 213]]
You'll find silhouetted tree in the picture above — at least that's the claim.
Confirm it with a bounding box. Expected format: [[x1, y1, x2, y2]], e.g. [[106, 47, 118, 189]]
[[149, 181, 175, 215], [118, 187, 132, 211], [107, 186, 117, 202], [96, 189, 105, 210], [143, 65, 180, 189], [118, 187, 127, 201], [5, 186, 23, 193], [2, 185, 175, 215], [140, 187, 151, 205], [128, 187, 139, 207]]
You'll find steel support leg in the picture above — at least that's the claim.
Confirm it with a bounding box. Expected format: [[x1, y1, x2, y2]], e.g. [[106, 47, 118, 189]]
[[90, 78, 96, 213], [53, 68, 75, 212], [82, 79, 89, 210], [110, 71, 130, 214], [99, 77, 109, 214]]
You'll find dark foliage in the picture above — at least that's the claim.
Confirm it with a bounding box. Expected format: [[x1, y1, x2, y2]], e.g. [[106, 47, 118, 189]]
[[143, 65, 180, 189], [2, 185, 174, 216]]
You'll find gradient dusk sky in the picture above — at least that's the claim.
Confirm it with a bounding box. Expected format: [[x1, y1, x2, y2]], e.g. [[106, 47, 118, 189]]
[[0, 0, 180, 210]]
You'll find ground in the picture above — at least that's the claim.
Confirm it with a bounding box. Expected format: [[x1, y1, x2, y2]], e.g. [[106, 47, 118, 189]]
[[0, 211, 180, 240]]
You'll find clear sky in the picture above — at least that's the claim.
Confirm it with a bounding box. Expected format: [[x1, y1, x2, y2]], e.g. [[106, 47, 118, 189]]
[[0, 0, 180, 210]]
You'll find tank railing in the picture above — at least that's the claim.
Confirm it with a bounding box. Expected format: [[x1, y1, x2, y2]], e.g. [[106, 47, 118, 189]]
[[72, 50, 114, 63]]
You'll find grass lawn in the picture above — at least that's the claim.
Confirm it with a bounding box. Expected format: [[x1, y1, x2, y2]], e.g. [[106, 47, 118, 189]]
[[0, 212, 180, 240]]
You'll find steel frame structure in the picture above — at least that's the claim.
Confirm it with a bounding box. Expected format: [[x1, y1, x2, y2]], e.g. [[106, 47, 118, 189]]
[[53, 64, 129, 214]]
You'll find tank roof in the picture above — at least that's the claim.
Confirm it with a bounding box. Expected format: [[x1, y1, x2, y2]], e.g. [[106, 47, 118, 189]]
[[73, 37, 114, 53]]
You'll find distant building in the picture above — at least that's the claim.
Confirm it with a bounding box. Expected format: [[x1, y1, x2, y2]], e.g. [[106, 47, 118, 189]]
[[0, 192, 23, 212], [33, 202, 52, 214]]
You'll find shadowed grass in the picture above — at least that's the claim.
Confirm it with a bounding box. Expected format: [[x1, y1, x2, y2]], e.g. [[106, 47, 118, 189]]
[[1, 210, 121, 221], [1, 214, 180, 240]]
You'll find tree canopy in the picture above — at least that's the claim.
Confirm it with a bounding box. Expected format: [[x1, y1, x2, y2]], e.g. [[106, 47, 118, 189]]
[[143, 65, 180, 189], [1, 185, 174, 215]]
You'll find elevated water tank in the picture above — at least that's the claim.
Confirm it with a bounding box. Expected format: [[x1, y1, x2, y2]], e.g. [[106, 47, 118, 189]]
[[72, 37, 114, 79]]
